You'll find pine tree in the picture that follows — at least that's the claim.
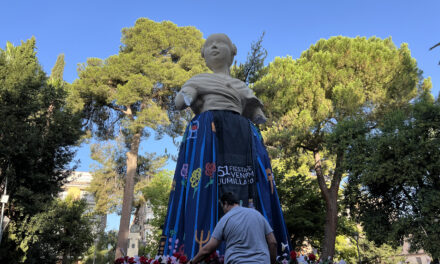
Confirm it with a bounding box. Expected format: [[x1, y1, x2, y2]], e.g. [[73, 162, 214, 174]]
[[254, 36, 423, 259], [71, 18, 207, 258]]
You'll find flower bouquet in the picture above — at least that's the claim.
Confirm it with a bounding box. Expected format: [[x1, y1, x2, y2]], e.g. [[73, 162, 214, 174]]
[[276, 251, 321, 264], [114, 251, 223, 264]]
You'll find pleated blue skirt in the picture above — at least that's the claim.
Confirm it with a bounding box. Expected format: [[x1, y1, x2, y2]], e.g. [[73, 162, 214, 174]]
[[159, 110, 291, 258]]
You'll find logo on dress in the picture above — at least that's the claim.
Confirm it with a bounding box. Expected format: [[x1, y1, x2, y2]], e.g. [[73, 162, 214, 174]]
[[204, 162, 216, 188], [181, 164, 188, 179], [190, 168, 202, 197], [195, 230, 210, 248], [181, 163, 189, 186], [187, 120, 199, 140], [168, 238, 179, 253]]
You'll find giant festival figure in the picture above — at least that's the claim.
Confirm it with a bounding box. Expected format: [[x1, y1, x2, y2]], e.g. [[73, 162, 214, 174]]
[[159, 33, 291, 259]]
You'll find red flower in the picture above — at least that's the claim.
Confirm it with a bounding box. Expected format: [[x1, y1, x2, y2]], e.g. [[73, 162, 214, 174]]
[[205, 162, 216, 177], [173, 252, 181, 258], [209, 251, 218, 260], [127, 257, 136, 264], [204, 251, 216, 262], [153, 260, 160, 264], [139, 256, 149, 264], [290, 251, 297, 260], [114, 258, 125, 264], [308, 253, 316, 261], [179, 255, 188, 263]]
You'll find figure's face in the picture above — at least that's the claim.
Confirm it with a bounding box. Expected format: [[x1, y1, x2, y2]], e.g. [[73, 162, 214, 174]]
[[203, 34, 233, 70]]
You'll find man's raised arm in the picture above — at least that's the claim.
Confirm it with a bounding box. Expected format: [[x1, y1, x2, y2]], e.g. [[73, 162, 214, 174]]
[[266, 232, 277, 264], [190, 237, 221, 264]]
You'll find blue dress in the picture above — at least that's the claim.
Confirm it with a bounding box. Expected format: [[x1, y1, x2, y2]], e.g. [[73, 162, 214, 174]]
[[159, 110, 292, 259]]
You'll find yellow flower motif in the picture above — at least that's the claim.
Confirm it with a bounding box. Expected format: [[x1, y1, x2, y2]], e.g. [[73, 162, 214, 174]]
[[190, 168, 202, 188]]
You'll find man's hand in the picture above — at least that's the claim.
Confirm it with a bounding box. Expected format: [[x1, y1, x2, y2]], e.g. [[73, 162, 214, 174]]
[[191, 237, 221, 264]]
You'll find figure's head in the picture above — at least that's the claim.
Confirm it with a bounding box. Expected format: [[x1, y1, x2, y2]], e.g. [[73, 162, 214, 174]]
[[220, 192, 239, 213], [201, 33, 237, 71]]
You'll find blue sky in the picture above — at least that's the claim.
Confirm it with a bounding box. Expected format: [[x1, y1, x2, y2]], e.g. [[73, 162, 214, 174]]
[[2, 0, 439, 230]]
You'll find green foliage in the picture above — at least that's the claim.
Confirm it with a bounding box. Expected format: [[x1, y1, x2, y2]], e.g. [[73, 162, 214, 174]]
[[0, 38, 83, 261], [256, 36, 420, 133], [254, 36, 423, 257], [334, 235, 358, 262], [84, 230, 118, 264], [71, 19, 207, 256], [87, 135, 168, 215], [345, 90, 440, 258], [276, 172, 326, 249], [359, 238, 404, 264], [5, 197, 94, 263], [88, 138, 126, 215], [335, 234, 404, 264], [50, 53, 65, 81], [231, 32, 268, 86], [70, 18, 207, 139], [140, 170, 173, 256]]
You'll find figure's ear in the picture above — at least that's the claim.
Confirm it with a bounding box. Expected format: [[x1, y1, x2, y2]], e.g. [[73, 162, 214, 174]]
[[231, 44, 237, 57], [201, 45, 205, 59]]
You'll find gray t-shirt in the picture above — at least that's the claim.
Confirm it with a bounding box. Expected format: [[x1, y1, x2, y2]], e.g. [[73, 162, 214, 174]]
[[212, 206, 273, 264]]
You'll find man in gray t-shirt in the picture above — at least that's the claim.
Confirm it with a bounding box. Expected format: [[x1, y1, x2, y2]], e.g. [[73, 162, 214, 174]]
[[190, 192, 277, 264]]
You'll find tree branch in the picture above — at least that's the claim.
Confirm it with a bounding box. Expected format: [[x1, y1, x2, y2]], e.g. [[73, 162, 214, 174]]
[[314, 150, 330, 203], [108, 104, 130, 116], [429, 42, 440, 50], [330, 150, 344, 194]]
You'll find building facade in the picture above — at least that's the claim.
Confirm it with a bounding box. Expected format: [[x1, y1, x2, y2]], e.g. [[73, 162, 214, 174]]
[[400, 240, 431, 264]]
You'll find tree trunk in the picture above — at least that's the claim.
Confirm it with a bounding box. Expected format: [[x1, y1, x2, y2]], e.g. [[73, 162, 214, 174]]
[[115, 131, 141, 259], [138, 203, 146, 243], [322, 191, 338, 259], [62, 250, 69, 264], [314, 150, 343, 261]]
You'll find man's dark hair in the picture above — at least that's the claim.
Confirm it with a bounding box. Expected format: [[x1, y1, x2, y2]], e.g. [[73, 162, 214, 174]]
[[220, 192, 239, 206]]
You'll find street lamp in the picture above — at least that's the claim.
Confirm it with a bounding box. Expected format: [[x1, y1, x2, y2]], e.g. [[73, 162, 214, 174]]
[[353, 232, 361, 264]]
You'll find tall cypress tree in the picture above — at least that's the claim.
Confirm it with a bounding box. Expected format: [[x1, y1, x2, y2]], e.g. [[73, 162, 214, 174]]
[[50, 53, 65, 81]]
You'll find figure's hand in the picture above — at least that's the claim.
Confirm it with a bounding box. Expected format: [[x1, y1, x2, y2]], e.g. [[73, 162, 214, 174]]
[[175, 86, 197, 110], [246, 105, 266, 124], [253, 114, 267, 124], [183, 93, 193, 106]]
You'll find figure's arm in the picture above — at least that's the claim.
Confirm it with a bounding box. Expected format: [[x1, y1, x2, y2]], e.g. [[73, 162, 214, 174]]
[[236, 81, 267, 124], [265, 232, 277, 264], [242, 98, 267, 124], [190, 237, 221, 263], [252, 107, 267, 124], [175, 85, 198, 110]]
